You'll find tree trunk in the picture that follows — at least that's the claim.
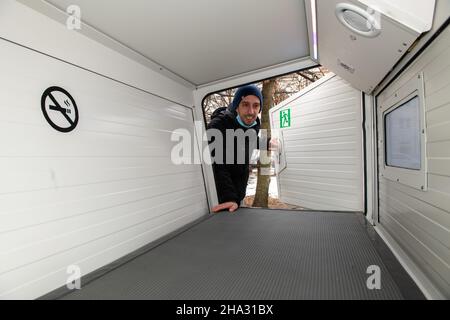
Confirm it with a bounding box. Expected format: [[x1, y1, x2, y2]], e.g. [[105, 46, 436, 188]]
[[253, 79, 276, 208]]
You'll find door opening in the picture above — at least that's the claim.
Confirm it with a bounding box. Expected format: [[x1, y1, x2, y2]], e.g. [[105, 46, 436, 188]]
[[202, 67, 334, 211]]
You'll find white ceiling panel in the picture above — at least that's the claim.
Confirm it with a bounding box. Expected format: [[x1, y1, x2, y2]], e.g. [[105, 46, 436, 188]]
[[43, 0, 310, 86]]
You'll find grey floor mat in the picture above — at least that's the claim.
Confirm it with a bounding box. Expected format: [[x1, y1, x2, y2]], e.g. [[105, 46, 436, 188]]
[[59, 208, 422, 300]]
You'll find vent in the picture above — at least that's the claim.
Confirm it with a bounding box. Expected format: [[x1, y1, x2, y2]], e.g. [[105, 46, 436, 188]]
[[342, 10, 371, 32], [337, 59, 355, 74], [335, 3, 381, 38]]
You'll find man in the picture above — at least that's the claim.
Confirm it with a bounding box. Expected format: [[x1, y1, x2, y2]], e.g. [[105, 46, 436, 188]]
[[207, 85, 263, 213]]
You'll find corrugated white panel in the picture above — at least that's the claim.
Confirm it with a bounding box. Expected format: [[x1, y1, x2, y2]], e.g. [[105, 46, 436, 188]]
[[271, 74, 364, 211], [0, 39, 207, 299], [377, 25, 450, 298]]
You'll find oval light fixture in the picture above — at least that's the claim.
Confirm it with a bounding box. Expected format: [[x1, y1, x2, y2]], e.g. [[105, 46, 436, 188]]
[[335, 3, 381, 38]]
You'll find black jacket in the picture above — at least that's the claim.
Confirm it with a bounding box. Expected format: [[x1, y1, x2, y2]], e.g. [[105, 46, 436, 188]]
[[207, 107, 261, 205]]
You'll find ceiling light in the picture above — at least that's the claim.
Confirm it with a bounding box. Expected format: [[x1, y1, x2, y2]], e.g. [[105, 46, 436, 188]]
[[335, 3, 381, 38]]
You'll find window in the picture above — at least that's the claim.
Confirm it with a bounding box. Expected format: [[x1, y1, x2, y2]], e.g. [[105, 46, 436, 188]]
[[385, 96, 421, 170], [378, 72, 427, 191]]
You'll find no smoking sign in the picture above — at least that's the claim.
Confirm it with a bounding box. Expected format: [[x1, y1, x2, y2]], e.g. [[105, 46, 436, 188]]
[[41, 86, 79, 133]]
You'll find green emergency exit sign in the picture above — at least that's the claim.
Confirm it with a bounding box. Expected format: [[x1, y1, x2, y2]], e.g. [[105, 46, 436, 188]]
[[280, 109, 291, 128]]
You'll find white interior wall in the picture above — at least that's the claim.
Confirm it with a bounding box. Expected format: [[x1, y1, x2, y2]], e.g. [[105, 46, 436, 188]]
[[375, 25, 450, 299], [0, 0, 208, 299], [270, 74, 365, 211]]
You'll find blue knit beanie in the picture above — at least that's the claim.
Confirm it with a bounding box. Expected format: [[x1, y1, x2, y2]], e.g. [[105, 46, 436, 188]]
[[231, 85, 263, 113]]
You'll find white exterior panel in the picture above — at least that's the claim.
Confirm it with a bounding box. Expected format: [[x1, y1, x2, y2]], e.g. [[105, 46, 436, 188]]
[[376, 25, 450, 298], [0, 38, 207, 299], [271, 74, 364, 211]]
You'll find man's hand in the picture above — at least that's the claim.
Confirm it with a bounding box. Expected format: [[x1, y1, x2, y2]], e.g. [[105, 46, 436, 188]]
[[269, 137, 279, 151], [212, 202, 239, 213]]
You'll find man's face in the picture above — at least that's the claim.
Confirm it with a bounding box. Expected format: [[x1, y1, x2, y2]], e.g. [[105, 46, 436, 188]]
[[236, 95, 261, 125]]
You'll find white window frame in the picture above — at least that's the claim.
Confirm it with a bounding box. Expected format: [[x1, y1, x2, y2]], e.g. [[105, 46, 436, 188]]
[[379, 72, 427, 191]]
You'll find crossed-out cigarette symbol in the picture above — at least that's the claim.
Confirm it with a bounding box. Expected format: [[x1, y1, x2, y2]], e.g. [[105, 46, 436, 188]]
[[41, 86, 79, 133]]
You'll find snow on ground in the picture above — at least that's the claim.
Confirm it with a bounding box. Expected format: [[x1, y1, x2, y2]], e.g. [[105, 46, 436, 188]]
[[246, 169, 278, 198]]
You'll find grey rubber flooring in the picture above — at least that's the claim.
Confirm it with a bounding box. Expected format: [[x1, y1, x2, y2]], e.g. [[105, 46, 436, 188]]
[[59, 208, 422, 300]]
